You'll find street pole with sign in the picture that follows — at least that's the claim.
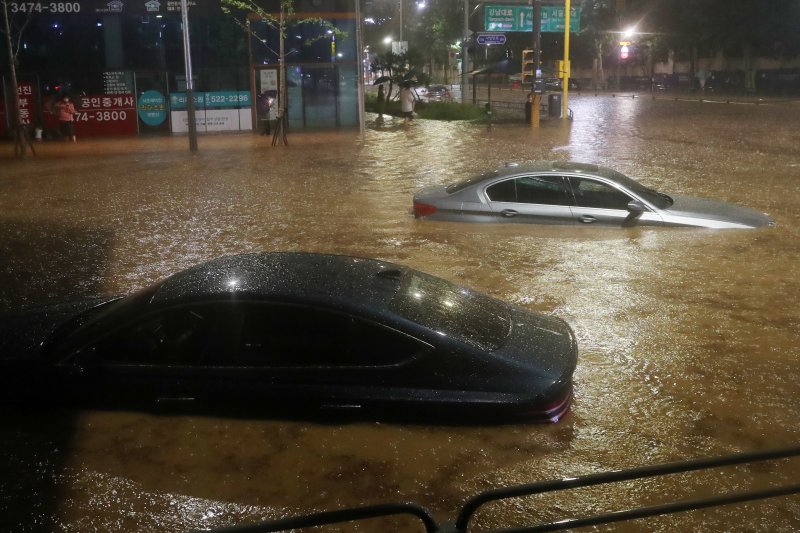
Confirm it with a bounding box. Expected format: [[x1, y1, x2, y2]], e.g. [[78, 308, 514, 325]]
[[180, 0, 198, 152], [530, 0, 541, 127], [562, 0, 569, 120]]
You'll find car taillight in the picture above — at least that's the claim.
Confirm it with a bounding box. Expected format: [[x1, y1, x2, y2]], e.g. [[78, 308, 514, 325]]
[[414, 201, 438, 218], [523, 385, 573, 423]]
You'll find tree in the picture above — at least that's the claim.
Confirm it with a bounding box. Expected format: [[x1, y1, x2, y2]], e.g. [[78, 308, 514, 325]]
[[220, 0, 342, 145], [364, 0, 463, 85], [1, 0, 34, 157], [371, 49, 430, 100], [649, 0, 800, 86], [575, 0, 618, 90], [404, 0, 463, 84]]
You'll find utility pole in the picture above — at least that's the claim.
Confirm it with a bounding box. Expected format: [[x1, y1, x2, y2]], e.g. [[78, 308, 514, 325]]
[[529, 0, 541, 126], [532, 0, 541, 85], [562, 0, 570, 120], [180, 0, 198, 152], [461, 0, 468, 103]]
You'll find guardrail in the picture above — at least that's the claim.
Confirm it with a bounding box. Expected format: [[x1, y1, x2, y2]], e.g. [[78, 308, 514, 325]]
[[197, 445, 800, 533]]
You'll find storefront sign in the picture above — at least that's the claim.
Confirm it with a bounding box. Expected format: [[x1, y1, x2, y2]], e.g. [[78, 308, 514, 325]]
[[170, 91, 250, 109], [170, 109, 252, 133], [103, 71, 134, 94], [260, 70, 278, 92], [169, 91, 252, 133], [17, 82, 35, 126], [137, 90, 167, 126], [43, 93, 138, 135]]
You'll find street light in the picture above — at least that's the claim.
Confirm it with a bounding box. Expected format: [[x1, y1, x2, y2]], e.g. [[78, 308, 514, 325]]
[[622, 26, 637, 39]]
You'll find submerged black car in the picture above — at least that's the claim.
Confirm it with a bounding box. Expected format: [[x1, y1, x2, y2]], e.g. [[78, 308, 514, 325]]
[[0, 253, 578, 422]]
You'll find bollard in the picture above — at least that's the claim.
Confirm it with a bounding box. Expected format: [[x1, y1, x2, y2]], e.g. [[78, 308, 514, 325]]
[[528, 93, 541, 128]]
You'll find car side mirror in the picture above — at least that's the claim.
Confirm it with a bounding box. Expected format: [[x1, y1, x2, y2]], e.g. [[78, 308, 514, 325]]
[[627, 200, 646, 215], [70, 347, 97, 376]]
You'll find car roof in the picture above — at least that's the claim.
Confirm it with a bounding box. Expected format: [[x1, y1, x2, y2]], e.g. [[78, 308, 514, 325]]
[[150, 252, 410, 309], [490, 161, 618, 180]]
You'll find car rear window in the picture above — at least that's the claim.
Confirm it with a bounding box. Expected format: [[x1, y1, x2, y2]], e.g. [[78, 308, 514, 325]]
[[445, 171, 495, 194], [390, 272, 512, 352]]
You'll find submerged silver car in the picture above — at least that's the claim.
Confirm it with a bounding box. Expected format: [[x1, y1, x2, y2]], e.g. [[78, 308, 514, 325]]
[[413, 161, 774, 228]]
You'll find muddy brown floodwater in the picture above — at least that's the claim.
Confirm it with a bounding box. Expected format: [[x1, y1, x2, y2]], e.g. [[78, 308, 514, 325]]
[[1, 95, 799, 532]]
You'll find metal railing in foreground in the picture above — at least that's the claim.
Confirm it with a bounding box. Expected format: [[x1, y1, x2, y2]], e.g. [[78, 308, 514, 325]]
[[198, 445, 800, 533]]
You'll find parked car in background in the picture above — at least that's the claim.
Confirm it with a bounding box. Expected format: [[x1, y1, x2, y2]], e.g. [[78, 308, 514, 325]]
[[424, 85, 452, 101], [413, 161, 775, 228], [544, 78, 580, 91], [0, 252, 578, 423]]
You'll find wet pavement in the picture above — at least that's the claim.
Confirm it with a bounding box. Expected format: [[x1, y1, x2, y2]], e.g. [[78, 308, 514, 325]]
[[1, 95, 799, 532]]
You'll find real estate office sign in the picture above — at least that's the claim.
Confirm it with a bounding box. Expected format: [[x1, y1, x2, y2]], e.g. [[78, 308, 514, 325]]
[[484, 4, 581, 33], [5, 0, 220, 16]]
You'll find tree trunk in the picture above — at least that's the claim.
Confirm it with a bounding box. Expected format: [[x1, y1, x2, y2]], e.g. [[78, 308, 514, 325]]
[[593, 39, 605, 91], [2, 1, 30, 158]]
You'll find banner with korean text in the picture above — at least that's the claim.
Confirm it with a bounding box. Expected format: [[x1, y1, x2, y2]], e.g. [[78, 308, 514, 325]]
[[169, 91, 252, 133], [43, 94, 138, 136]]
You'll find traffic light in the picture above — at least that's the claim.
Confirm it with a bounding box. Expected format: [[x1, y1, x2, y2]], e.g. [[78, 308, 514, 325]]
[[522, 49, 536, 84], [619, 41, 631, 60]]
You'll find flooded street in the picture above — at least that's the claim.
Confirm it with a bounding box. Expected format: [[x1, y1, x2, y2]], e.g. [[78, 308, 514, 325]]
[[1, 95, 800, 531]]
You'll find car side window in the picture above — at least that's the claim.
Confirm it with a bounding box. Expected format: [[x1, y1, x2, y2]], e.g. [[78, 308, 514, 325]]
[[486, 176, 570, 205], [568, 177, 633, 210], [515, 176, 571, 205], [83, 306, 215, 366], [485, 178, 517, 202], [222, 304, 429, 368]]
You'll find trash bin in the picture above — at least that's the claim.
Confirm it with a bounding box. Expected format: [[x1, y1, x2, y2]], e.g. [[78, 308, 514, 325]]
[[548, 93, 562, 118]]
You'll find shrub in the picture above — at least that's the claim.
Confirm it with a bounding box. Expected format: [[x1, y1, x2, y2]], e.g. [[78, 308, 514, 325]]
[[365, 93, 486, 121]]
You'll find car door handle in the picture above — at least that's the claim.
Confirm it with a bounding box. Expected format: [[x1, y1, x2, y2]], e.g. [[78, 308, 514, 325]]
[[500, 209, 518, 217], [156, 396, 196, 404], [578, 215, 597, 223]]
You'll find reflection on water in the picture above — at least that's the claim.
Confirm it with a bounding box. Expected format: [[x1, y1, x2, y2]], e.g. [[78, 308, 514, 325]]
[[1, 96, 799, 531]]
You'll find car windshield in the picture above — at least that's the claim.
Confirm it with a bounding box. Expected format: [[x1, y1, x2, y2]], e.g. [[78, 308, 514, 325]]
[[390, 272, 512, 352], [610, 170, 674, 208], [445, 171, 495, 194]]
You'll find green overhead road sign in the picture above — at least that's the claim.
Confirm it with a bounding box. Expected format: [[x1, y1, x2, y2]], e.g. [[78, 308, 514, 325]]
[[485, 5, 581, 33]]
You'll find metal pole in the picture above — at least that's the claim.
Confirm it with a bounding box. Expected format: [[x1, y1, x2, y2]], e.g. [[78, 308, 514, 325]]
[[529, 0, 541, 127], [562, 0, 570, 120], [180, 0, 198, 152], [461, 0, 468, 103], [399, 0, 403, 43], [279, 4, 285, 121], [355, 0, 365, 136], [532, 0, 541, 90]]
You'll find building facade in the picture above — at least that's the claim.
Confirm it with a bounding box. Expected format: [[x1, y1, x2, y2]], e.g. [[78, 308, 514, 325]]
[[1, 0, 359, 137]]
